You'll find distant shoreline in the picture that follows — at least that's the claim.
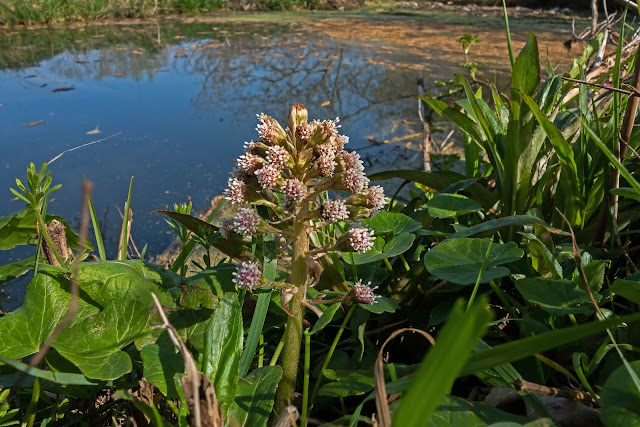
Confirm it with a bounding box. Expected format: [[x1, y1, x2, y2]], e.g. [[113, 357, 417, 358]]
[[0, 0, 595, 27]]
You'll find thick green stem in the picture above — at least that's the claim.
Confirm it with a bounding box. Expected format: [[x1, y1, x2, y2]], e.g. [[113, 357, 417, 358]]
[[274, 221, 308, 415]]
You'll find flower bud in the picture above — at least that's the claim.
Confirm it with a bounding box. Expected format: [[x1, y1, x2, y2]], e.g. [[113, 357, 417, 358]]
[[257, 113, 287, 145], [287, 103, 308, 130], [334, 227, 375, 253], [347, 205, 372, 220], [233, 208, 264, 237], [233, 261, 263, 290], [346, 279, 380, 304]]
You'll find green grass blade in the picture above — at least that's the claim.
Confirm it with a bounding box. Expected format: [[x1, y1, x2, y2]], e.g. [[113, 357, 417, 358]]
[[393, 297, 492, 424], [502, 0, 515, 70], [462, 312, 640, 376], [238, 291, 272, 378], [238, 233, 275, 376], [119, 177, 134, 261], [583, 124, 640, 196], [522, 93, 584, 226], [85, 179, 106, 261]]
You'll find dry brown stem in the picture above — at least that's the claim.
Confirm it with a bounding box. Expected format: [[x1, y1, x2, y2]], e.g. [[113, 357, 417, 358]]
[[374, 328, 435, 427]]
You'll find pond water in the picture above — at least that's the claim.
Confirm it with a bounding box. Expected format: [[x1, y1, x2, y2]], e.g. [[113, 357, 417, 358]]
[[0, 11, 582, 310]]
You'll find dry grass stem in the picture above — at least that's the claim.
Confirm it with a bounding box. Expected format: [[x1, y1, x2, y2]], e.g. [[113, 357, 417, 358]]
[[374, 328, 435, 427]]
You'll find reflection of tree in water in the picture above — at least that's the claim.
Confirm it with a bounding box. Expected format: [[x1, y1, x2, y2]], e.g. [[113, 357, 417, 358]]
[[183, 32, 416, 135], [18, 21, 419, 145]]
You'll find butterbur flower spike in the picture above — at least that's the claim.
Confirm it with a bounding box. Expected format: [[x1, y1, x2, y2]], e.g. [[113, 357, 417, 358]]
[[220, 103, 387, 413]]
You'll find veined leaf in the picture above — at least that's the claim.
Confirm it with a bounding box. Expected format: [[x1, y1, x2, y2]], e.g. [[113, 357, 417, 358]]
[[203, 293, 243, 414], [226, 366, 282, 427], [424, 238, 523, 285], [54, 299, 149, 380], [0, 272, 99, 360]]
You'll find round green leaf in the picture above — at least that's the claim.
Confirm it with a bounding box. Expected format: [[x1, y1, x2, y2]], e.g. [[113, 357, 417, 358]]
[[600, 361, 640, 426], [363, 211, 421, 235], [426, 193, 481, 219], [515, 278, 598, 315], [424, 238, 523, 285]]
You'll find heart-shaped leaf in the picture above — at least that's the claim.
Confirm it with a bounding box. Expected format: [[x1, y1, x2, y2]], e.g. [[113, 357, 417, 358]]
[[78, 260, 179, 308], [363, 211, 421, 235], [0, 273, 99, 360], [424, 238, 523, 285], [54, 299, 149, 380], [345, 233, 415, 265]]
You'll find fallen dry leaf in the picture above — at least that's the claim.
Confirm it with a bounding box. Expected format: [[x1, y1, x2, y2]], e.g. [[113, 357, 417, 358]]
[[86, 125, 101, 135]]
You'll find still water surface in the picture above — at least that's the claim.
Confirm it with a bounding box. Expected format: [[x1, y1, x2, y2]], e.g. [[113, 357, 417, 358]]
[[0, 13, 578, 309]]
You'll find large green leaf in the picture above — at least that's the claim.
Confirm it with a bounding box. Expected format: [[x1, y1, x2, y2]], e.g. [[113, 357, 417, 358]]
[[166, 287, 217, 354], [54, 299, 149, 380], [203, 293, 243, 413], [512, 33, 540, 99], [319, 369, 374, 397], [448, 215, 548, 239], [393, 298, 492, 425], [515, 278, 598, 315], [600, 361, 640, 426], [611, 278, 640, 305], [344, 233, 415, 265], [461, 312, 640, 376], [0, 210, 89, 252], [362, 211, 421, 235], [0, 272, 99, 360], [426, 193, 481, 219], [226, 366, 282, 427], [78, 260, 178, 308], [427, 395, 530, 426], [424, 238, 524, 285], [140, 341, 184, 399], [0, 256, 36, 284], [185, 264, 237, 298]]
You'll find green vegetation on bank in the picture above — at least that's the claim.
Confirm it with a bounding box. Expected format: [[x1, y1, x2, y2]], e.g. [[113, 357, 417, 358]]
[[0, 0, 343, 25]]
